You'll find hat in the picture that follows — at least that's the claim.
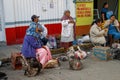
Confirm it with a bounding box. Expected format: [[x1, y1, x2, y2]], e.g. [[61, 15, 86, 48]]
[[31, 15, 39, 20]]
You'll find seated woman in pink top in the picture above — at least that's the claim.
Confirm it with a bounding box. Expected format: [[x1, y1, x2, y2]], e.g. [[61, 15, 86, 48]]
[[36, 46, 52, 68]]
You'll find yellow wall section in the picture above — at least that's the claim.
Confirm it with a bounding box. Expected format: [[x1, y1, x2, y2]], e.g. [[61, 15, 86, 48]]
[[119, 0, 120, 21], [76, 2, 93, 26]]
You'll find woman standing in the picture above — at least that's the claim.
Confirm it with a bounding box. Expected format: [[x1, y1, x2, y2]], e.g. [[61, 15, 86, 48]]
[[101, 2, 109, 21], [61, 10, 75, 50]]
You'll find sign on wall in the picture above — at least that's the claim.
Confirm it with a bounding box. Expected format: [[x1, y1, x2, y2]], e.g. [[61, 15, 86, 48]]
[[76, 2, 93, 26]]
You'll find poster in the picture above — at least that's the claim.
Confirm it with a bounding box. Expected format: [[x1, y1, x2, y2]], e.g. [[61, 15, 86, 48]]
[[76, 2, 93, 26]]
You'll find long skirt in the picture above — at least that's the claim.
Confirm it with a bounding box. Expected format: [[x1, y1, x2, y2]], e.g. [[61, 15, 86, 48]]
[[36, 46, 52, 67]]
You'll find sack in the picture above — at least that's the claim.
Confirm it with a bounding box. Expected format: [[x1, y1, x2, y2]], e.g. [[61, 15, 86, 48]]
[[11, 52, 23, 70], [111, 48, 120, 60], [67, 46, 84, 70], [75, 46, 87, 60], [44, 59, 60, 69], [69, 58, 82, 70], [48, 36, 57, 49], [75, 50, 87, 60], [23, 58, 42, 77], [112, 43, 120, 49], [82, 35, 90, 42]]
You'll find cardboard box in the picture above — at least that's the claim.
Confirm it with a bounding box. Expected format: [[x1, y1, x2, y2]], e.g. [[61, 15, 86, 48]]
[[93, 46, 112, 60]]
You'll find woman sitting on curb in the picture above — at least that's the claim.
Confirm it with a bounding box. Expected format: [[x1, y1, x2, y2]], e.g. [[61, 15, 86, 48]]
[[90, 19, 108, 46], [104, 15, 120, 47]]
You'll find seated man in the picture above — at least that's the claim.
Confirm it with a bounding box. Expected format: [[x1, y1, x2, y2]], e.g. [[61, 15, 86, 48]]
[[104, 15, 120, 46], [90, 19, 108, 46]]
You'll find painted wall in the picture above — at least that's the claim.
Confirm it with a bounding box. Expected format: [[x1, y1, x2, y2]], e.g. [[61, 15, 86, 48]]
[[3, 0, 64, 26], [3, 0, 75, 26], [2, 0, 76, 44]]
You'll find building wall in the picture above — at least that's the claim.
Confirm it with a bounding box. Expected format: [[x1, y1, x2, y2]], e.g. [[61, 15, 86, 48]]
[[0, 0, 5, 41], [4, 0, 69, 26], [2, 0, 76, 45]]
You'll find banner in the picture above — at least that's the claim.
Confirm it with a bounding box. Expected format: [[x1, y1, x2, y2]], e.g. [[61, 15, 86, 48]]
[[76, 2, 93, 26]]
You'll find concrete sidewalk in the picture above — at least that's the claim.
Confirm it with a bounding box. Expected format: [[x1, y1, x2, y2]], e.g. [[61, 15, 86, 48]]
[[0, 42, 22, 59]]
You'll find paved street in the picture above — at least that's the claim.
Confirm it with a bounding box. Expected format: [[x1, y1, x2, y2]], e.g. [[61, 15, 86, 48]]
[[0, 42, 120, 80]]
